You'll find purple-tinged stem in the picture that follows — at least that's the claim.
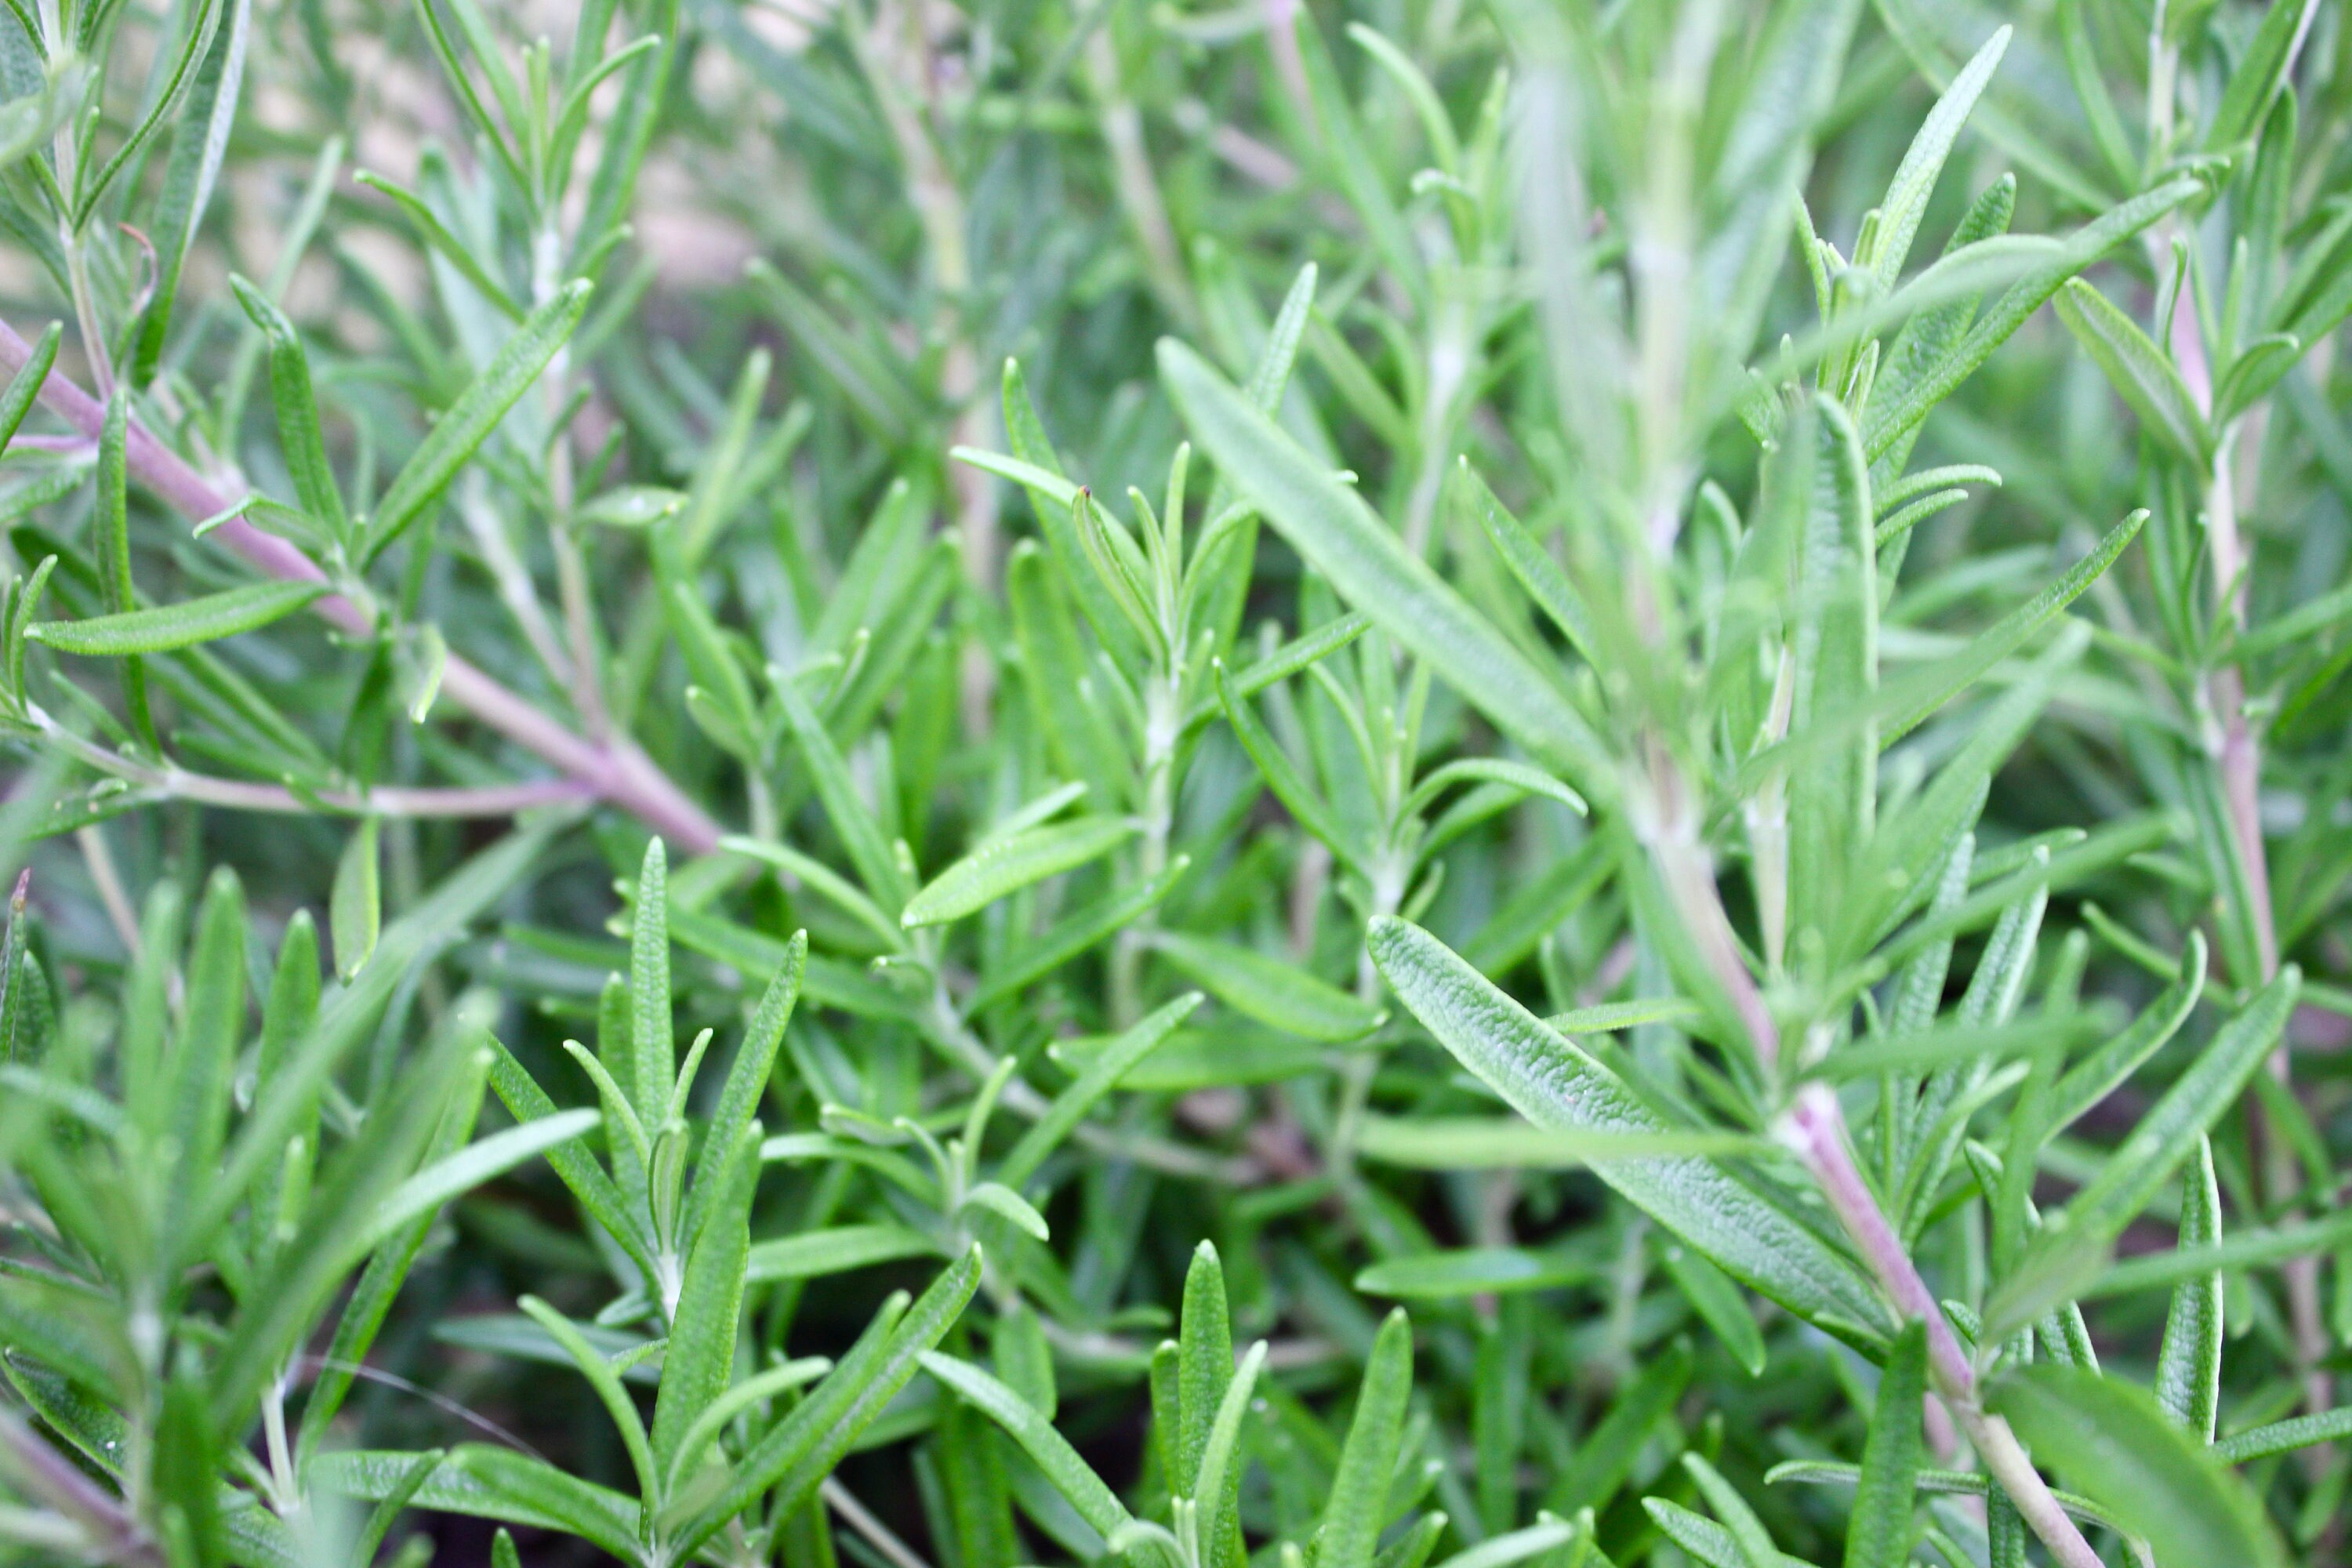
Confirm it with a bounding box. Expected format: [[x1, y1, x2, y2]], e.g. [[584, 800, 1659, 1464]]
[[2168, 267, 2331, 1426], [1641, 773, 2103, 1568], [0, 1408, 160, 1568], [0, 319, 722, 852]]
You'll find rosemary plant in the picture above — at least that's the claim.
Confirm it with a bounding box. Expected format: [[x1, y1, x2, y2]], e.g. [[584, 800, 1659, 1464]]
[[1, 2, 2350, 1566]]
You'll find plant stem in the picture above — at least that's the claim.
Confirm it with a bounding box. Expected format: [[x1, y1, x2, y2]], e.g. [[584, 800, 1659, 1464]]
[[1644, 768, 2103, 1568], [1789, 1088, 2103, 1568], [74, 822, 142, 956], [856, 0, 1000, 732], [535, 222, 610, 742], [0, 1407, 160, 1568], [32, 712, 598, 817], [0, 318, 722, 851], [1084, 29, 1200, 334], [1112, 671, 1181, 1025], [2165, 261, 2332, 1425], [926, 987, 1253, 1184], [822, 1478, 934, 1568]]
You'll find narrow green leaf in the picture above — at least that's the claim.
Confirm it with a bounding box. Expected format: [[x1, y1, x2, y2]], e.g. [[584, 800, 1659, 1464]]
[[166, 868, 245, 1238], [2214, 1406, 2352, 1465], [1645, 1497, 1809, 1568], [1682, 1452, 1779, 1568], [2078, 1207, 2352, 1301], [1153, 930, 1381, 1041], [1843, 1322, 1924, 1568], [997, 993, 1200, 1191], [2153, 1136, 2223, 1442], [995, 1300, 1055, 1419], [1994, 967, 2298, 1336], [662, 1357, 833, 1496], [298, 1018, 492, 1460], [198, 825, 554, 1261], [722, 838, 899, 950], [683, 931, 803, 1247], [2052, 281, 2209, 463], [1443, 1519, 1573, 1568], [1189, 1338, 1265, 1552], [1162, 340, 1612, 797], [1369, 916, 1889, 1341], [1661, 1244, 1766, 1377], [2207, 0, 2319, 152], [1210, 612, 1372, 712], [1990, 1367, 2287, 1568], [1403, 759, 1584, 822], [650, 1120, 761, 1491], [229, 274, 350, 538], [209, 1022, 468, 1435], [1548, 996, 1704, 1035], [1870, 27, 2011, 285], [1294, 15, 1422, 309], [351, 1449, 444, 1568], [71, 0, 227, 227], [630, 837, 671, 1126], [775, 662, 910, 911], [1455, 461, 1596, 663], [516, 1294, 661, 1512], [310, 1447, 639, 1562], [362, 1108, 601, 1257], [2045, 932, 2205, 1134], [746, 1224, 938, 1283], [28, 580, 328, 655], [1356, 1248, 1590, 1300], [154, 1368, 223, 1568], [1780, 394, 1878, 951], [1177, 1240, 1232, 1500], [1319, 1308, 1413, 1568], [967, 857, 1188, 1011], [960, 1180, 1050, 1240], [999, 362, 1144, 672], [363, 280, 590, 561], [320, 1448, 644, 1561], [1876, 513, 2140, 746], [484, 1036, 657, 1276], [1863, 177, 2202, 461], [919, 1353, 1131, 1537], [353, 171, 524, 322], [902, 817, 1135, 929], [132, 0, 249, 386], [952, 447, 1077, 512], [1217, 660, 1361, 868], [330, 817, 381, 981], [0, 322, 57, 453], [681, 1248, 981, 1554], [1356, 1116, 1764, 1167]]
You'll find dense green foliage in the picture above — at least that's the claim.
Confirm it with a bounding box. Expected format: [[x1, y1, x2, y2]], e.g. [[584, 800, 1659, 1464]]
[[5, 0, 2352, 1564]]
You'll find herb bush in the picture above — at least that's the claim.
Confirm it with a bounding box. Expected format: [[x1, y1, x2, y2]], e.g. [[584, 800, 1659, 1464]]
[[5, 0, 2352, 1563]]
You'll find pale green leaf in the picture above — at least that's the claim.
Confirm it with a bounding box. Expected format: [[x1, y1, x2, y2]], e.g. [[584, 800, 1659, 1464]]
[[1368, 916, 1889, 1342], [29, 580, 328, 655], [902, 816, 1135, 928]]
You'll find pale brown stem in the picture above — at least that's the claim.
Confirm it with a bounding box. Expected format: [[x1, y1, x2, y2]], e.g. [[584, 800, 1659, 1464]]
[[74, 823, 140, 957], [858, 0, 998, 733], [1085, 28, 1199, 333]]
